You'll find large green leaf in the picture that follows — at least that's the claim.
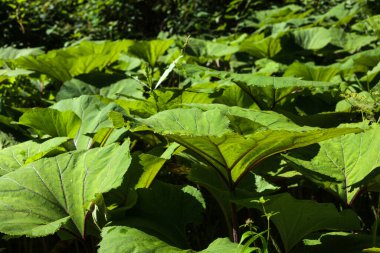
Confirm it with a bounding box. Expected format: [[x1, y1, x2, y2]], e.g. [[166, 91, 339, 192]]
[[239, 33, 283, 58], [236, 193, 360, 253], [141, 108, 361, 184], [329, 28, 377, 53], [319, 1, 360, 26], [140, 108, 230, 136], [13, 40, 133, 81], [56, 79, 99, 101], [119, 182, 205, 248], [342, 48, 380, 73], [0, 137, 69, 176], [0, 141, 131, 237], [19, 108, 81, 139], [187, 103, 309, 131], [51, 95, 122, 150], [284, 62, 341, 82], [0, 47, 43, 60], [180, 64, 334, 110], [185, 38, 239, 58], [128, 39, 174, 67], [56, 78, 144, 101], [285, 126, 380, 204], [99, 226, 243, 253], [99, 78, 145, 100], [244, 4, 305, 28], [182, 64, 333, 89], [292, 27, 331, 50]]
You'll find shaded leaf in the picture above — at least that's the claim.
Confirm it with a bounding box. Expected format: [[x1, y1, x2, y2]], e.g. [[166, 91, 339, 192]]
[[292, 232, 380, 253], [99, 226, 241, 253], [120, 182, 205, 248], [236, 193, 360, 253]]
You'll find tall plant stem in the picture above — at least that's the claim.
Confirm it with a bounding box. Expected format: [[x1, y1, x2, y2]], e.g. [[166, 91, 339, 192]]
[[231, 200, 239, 243]]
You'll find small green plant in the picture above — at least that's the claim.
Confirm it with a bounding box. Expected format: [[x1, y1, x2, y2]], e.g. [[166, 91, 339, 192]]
[[238, 197, 279, 253]]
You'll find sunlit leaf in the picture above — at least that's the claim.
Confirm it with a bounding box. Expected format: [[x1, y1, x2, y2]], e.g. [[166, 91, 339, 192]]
[[0, 141, 131, 237]]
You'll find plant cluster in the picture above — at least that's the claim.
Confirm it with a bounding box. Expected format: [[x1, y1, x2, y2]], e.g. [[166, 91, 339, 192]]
[[1, 1, 380, 253]]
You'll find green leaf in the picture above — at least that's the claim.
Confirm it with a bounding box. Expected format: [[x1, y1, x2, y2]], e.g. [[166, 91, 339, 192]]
[[56, 79, 99, 101], [99, 226, 189, 253], [292, 232, 380, 253], [0, 47, 43, 60], [236, 193, 360, 253], [240, 33, 283, 58], [19, 108, 81, 139], [140, 108, 231, 136], [120, 182, 205, 248], [292, 27, 331, 50], [180, 64, 334, 110], [0, 137, 69, 176], [13, 40, 133, 81], [285, 125, 380, 204], [284, 62, 341, 82], [342, 48, 380, 73], [0, 141, 131, 237], [187, 103, 308, 131], [51, 95, 122, 150], [0, 131, 17, 149], [142, 108, 361, 184], [329, 28, 377, 53], [0, 68, 34, 82], [99, 226, 241, 253], [245, 4, 305, 28], [100, 78, 145, 100], [128, 39, 174, 67], [135, 142, 180, 189], [185, 38, 239, 58]]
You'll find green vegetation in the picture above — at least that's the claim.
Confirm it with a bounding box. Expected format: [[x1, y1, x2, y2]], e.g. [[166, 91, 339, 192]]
[[1, 0, 380, 252]]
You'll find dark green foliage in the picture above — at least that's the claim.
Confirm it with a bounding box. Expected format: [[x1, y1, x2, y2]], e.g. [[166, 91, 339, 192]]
[[1, 1, 380, 253]]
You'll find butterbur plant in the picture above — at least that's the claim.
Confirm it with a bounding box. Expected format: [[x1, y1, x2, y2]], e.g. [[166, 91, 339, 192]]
[[2, 1, 380, 251], [138, 107, 360, 243]]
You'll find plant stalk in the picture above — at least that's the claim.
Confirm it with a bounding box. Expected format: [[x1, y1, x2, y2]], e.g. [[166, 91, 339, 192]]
[[231, 202, 239, 243]]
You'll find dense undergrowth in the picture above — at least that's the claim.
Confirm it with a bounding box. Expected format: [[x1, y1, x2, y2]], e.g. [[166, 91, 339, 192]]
[[1, 0, 380, 252]]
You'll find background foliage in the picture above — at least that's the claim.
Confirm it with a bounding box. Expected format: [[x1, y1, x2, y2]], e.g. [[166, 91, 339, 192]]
[[2, 0, 380, 253]]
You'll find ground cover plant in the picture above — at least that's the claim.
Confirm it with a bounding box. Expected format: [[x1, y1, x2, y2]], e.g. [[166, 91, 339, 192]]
[[1, 0, 380, 252]]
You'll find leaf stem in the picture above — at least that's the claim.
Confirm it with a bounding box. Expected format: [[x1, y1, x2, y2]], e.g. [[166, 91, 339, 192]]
[[231, 202, 239, 243]]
